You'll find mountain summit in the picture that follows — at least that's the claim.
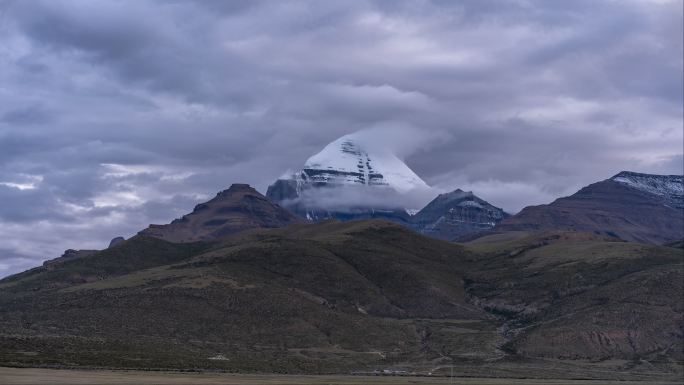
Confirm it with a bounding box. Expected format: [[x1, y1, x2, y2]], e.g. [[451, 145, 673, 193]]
[[139, 183, 301, 242], [267, 132, 430, 218], [413, 189, 509, 240], [268, 133, 429, 201], [300, 134, 429, 192]]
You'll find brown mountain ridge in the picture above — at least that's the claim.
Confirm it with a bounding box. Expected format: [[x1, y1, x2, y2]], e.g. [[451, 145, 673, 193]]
[[496, 171, 683, 244], [138, 183, 301, 243]]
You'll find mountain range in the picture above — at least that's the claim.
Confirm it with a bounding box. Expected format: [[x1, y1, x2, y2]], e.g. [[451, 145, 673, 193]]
[[266, 134, 683, 244], [0, 133, 682, 380], [267, 133, 510, 240], [0, 181, 681, 380]]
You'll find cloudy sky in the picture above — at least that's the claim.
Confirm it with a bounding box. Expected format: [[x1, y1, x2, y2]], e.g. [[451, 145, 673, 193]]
[[0, 0, 682, 277]]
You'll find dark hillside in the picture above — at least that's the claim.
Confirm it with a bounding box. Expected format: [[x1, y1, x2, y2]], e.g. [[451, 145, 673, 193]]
[[0, 222, 681, 380]]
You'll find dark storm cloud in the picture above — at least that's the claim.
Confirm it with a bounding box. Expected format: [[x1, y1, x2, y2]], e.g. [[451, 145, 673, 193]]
[[0, 0, 681, 278]]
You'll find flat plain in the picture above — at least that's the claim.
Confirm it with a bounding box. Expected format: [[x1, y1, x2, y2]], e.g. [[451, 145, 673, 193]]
[[1, 367, 682, 385]]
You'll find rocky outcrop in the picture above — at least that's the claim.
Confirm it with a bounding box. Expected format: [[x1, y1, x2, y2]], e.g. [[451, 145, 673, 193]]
[[108, 236, 125, 248], [138, 183, 301, 243]]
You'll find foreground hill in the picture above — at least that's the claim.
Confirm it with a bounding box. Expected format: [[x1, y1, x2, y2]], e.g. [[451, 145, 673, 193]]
[[465, 231, 683, 362], [0, 220, 681, 380], [0, 221, 498, 374], [496, 172, 683, 244]]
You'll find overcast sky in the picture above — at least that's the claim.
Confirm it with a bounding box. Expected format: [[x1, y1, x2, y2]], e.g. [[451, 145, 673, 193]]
[[0, 0, 682, 278]]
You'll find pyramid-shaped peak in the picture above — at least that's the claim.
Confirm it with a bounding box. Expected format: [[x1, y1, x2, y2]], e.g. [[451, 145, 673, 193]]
[[297, 132, 429, 193]]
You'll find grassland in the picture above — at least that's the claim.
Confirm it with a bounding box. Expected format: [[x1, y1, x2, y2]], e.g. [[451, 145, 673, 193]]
[[1, 367, 681, 385], [0, 222, 681, 380]]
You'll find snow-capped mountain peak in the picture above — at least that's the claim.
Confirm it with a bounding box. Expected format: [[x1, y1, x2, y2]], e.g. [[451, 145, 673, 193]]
[[300, 133, 429, 193], [266, 132, 432, 219]]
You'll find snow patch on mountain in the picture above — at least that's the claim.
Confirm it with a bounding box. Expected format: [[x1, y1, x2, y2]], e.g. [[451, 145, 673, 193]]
[[457, 200, 484, 208], [612, 171, 683, 198], [405, 209, 420, 216]]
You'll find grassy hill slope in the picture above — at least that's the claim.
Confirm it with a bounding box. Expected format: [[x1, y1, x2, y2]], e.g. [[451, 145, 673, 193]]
[[0, 222, 681, 380]]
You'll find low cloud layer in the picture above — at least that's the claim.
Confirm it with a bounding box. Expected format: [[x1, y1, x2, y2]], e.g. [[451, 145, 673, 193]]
[[284, 185, 437, 213], [0, 0, 682, 277]]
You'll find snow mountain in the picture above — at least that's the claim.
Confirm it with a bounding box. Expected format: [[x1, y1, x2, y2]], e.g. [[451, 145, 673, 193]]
[[267, 133, 429, 203], [301, 135, 430, 192], [266, 132, 430, 219]]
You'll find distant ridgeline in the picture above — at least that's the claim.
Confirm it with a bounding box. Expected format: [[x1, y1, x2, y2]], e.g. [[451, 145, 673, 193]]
[[497, 171, 684, 244], [266, 133, 683, 244]]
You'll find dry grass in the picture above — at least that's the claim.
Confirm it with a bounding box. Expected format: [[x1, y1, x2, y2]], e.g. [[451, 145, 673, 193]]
[[1, 367, 680, 385]]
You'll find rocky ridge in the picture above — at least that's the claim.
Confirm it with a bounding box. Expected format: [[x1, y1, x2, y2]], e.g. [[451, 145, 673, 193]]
[[139, 183, 301, 243], [496, 171, 684, 244]]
